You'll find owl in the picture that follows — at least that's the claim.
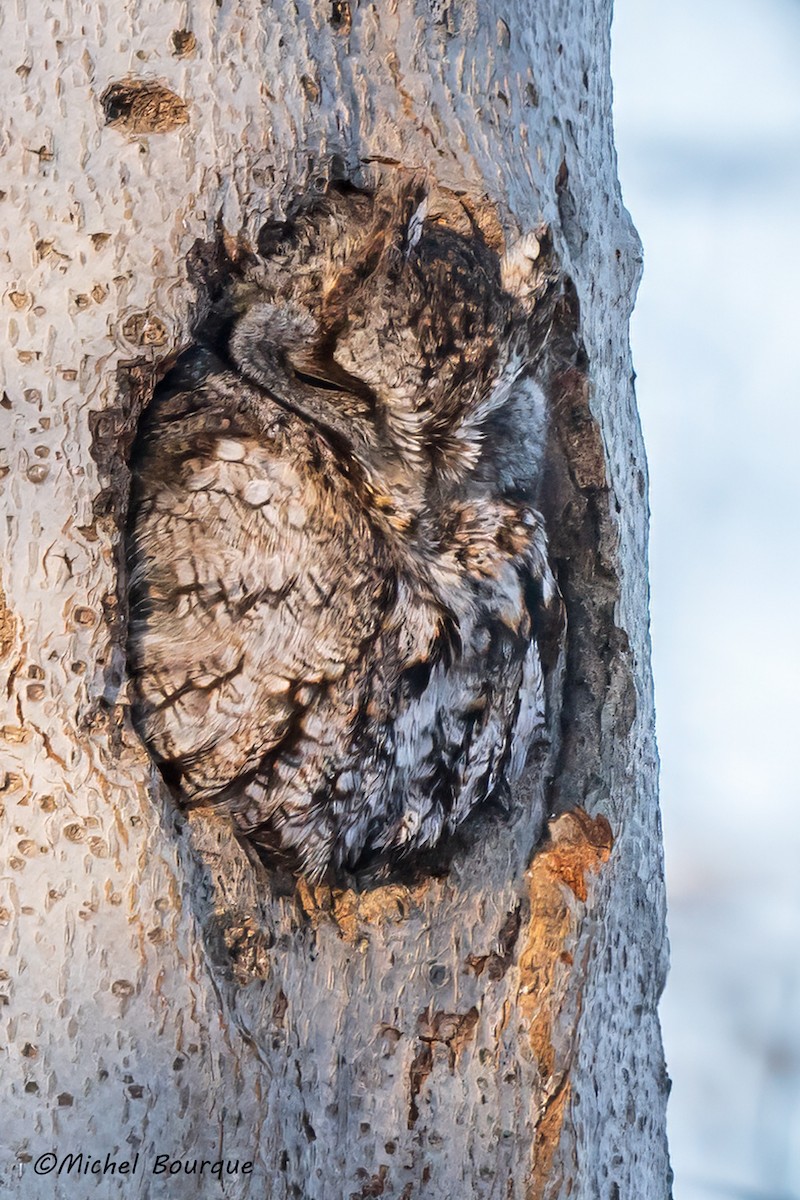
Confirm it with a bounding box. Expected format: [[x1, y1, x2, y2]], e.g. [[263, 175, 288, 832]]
[[126, 180, 565, 883]]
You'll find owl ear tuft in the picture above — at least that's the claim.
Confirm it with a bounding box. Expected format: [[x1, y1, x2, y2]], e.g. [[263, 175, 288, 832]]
[[393, 173, 429, 256], [404, 197, 428, 255]]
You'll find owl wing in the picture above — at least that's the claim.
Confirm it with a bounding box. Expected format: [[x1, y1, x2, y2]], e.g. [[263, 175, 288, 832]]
[[374, 606, 546, 857], [332, 517, 565, 872], [127, 352, 387, 804]]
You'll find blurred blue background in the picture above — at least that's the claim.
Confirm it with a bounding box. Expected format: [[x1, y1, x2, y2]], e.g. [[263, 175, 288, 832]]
[[612, 1, 800, 1195]]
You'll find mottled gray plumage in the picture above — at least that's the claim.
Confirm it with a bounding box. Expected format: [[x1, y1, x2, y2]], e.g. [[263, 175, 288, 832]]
[[126, 181, 565, 882]]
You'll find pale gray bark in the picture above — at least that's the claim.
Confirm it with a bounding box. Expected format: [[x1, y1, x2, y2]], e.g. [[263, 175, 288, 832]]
[[0, 1, 670, 1197]]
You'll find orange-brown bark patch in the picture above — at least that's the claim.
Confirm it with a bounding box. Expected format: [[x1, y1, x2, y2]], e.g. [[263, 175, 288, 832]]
[[315, 881, 432, 942], [518, 809, 613, 1199], [0, 583, 15, 660]]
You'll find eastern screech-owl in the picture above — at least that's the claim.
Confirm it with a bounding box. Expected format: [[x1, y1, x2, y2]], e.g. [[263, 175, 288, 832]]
[[126, 180, 565, 882]]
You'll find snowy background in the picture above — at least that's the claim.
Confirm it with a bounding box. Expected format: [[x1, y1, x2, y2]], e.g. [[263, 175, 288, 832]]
[[611, 1, 800, 1196]]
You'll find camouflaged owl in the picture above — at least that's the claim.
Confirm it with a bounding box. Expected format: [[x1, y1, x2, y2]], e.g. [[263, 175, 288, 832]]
[[126, 179, 565, 882]]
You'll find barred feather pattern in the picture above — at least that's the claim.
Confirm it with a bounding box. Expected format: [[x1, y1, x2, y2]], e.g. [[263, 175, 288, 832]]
[[126, 182, 565, 881]]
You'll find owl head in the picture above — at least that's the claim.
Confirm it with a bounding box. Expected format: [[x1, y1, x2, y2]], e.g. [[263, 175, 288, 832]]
[[230, 178, 558, 503]]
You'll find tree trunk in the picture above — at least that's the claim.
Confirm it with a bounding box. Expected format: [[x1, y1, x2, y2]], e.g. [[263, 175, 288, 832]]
[[1, 1, 670, 1197]]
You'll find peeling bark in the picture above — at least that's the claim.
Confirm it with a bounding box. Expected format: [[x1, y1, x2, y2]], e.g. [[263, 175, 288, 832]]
[[0, 1, 670, 1197]]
